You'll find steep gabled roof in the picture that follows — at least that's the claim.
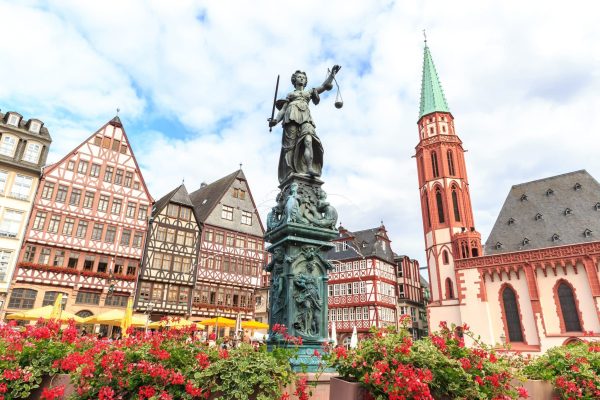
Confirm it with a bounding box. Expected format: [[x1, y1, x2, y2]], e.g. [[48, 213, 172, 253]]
[[152, 184, 193, 217], [419, 43, 451, 119], [43, 115, 154, 203], [328, 224, 394, 264], [189, 169, 245, 223], [484, 170, 600, 254]]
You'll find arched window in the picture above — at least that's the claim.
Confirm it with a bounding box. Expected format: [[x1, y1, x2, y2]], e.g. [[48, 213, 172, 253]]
[[423, 193, 431, 227], [435, 188, 445, 223], [451, 186, 461, 222], [447, 150, 455, 176], [431, 152, 439, 178], [557, 282, 582, 332], [76, 310, 93, 319], [502, 286, 524, 342], [8, 288, 37, 309], [419, 157, 425, 182], [442, 250, 449, 265], [460, 241, 469, 259], [445, 278, 455, 299]]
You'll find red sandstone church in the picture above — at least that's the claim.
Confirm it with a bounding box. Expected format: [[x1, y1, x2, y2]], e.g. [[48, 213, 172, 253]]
[[416, 42, 600, 353]]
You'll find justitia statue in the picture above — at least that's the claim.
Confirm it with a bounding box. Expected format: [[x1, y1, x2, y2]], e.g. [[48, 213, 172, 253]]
[[268, 65, 341, 183], [265, 65, 341, 372]]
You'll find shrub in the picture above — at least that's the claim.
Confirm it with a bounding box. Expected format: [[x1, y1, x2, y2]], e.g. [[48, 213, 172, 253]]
[[523, 339, 600, 399], [326, 319, 528, 400]]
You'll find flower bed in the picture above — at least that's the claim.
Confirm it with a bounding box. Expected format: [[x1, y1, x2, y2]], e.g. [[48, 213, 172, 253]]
[[0, 320, 303, 400], [1, 317, 599, 400], [326, 319, 529, 400], [523, 339, 600, 399]]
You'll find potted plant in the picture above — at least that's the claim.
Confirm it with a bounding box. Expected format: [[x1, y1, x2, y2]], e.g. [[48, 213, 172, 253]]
[[523, 339, 600, 399]]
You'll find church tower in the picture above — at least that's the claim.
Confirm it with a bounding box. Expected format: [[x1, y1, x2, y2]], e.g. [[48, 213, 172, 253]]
[[415, 41, 482, 317]]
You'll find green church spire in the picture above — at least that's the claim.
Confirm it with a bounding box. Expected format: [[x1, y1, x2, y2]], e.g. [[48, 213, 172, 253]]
[[419, 43, 450, 119]]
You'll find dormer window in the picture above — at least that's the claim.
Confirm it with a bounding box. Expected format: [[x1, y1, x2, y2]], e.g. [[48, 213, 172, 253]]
[[28, 120, 41, 134], [7, 113, 20, 126], [564, 208, 573, 216], [495, 242, 503, 250], [574, 183, 582, 191], [520, 194, 528, 201], [584, 229, 593, 238], [507, 217, 515, 225], [551, 233, 560, 242], [595, 202, 600, 211], [546, 188, 554, 196], [522, 238, 530, 246], [535, 213, 543, 221], [342, 241, 349, 251]]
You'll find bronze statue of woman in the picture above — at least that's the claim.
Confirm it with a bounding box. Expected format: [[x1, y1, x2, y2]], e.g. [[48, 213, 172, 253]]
[[268, 65, 341, 183]]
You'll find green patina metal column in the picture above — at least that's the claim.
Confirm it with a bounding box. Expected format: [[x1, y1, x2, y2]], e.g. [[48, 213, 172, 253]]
[[265, 65, 341, 371]]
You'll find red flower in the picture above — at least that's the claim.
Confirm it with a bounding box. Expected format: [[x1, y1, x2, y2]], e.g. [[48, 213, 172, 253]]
[[40, 385, 65, 400], [313, 349, 321, 357], [517, 387, 529, 398], [280, 393, 290, 400], [98, 386, 115, 400], [196, 352, 211, 369], [218, 348, 229, 359], [150, 348, 171, 360], [459, 358, 471, 370], [185, 382, 204, 397], [0, 383, 6, 394], [333, 346, 348, 359], [138, 386, 156, 399]]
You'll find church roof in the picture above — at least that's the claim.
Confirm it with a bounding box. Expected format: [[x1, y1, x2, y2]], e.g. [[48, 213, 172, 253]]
[[327, 224, 394, 264], [419, 44, 450, 119], [484, 170, 600, 254], [189, 169, 246, 223], [152, 184, 193, 217]]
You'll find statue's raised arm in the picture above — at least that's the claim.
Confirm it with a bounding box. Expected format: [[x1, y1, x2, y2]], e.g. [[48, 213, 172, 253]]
[[314, 65, 341, 94]]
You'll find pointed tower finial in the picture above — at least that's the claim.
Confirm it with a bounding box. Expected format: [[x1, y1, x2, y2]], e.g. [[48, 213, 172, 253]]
[[423, 29, 427, 44], [116, 107, 120, 115], [239, 163, 243, 170], [419, 41, 450, 119]]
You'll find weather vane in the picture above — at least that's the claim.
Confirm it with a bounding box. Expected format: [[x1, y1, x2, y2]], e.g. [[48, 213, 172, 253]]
[[423, 29, 427, 43], [116, 107, 120, 115]]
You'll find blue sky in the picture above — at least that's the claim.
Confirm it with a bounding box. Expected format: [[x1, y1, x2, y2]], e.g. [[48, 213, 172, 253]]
[[1, 1, 599, 276]]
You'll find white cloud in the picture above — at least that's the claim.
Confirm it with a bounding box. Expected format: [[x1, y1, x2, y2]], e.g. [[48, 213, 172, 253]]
[[1, 0, 599, 276]]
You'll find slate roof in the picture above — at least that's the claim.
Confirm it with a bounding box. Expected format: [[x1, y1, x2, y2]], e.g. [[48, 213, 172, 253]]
[[189, 169, 245, 223], [327, 225, 395, 264], [484, 170, 600, 254], [152, 184, 193, 217], [0, 111, 52, 141], [419, 44, 450, 119]]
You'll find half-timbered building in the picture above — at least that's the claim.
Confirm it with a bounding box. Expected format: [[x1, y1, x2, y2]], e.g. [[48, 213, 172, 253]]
[[189, 169, 265, 323], [0, 111, 51, 316], [6, 116, 152, 322], [134, 184, 201, 318], [395, 255, 429, 338], [327, 224, 399, 345]]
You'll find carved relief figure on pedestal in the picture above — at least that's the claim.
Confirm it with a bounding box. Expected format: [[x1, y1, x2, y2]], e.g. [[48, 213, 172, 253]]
[[293, 261, 322, 336], [265, 247, 288, 326]]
